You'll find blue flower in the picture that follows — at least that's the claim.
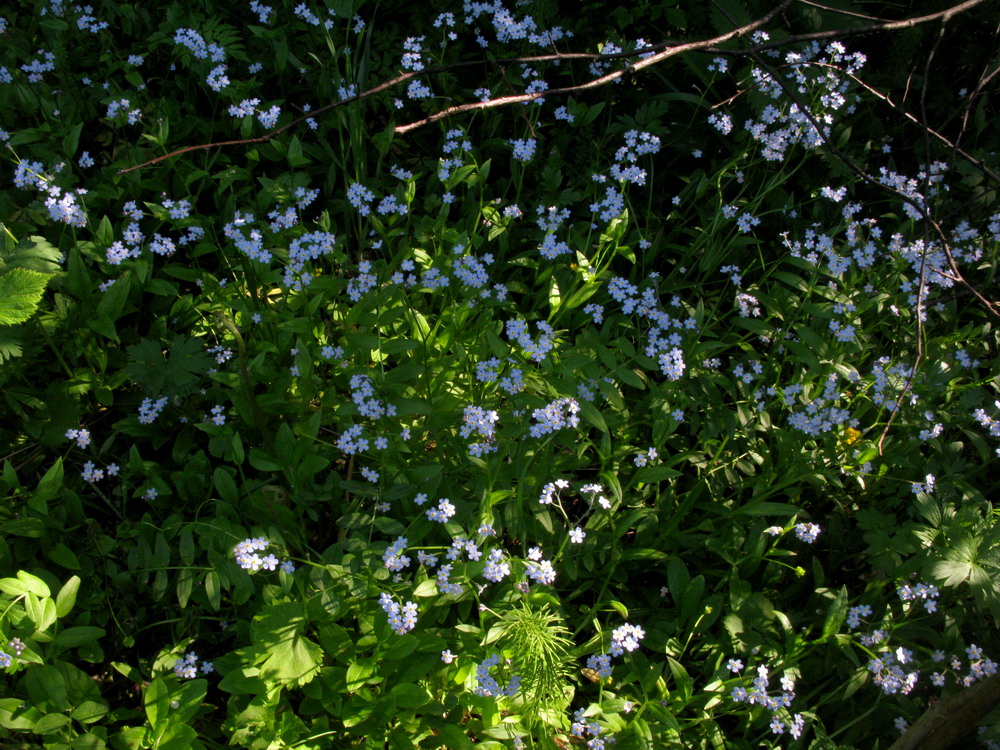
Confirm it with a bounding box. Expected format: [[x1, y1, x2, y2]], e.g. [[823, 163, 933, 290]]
[[510, 138, 536, 162]]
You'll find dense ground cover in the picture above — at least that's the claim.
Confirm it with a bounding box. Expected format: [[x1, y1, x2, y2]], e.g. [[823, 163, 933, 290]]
[[1, 0, 999, 747]]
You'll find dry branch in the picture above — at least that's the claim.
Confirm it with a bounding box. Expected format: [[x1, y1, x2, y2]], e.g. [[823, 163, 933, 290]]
[[119, 0, 987, 172]]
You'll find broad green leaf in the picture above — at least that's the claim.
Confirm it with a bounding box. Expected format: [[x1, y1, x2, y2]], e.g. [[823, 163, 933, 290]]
[[54, 626, 105, 647], [0, 235, 62, 274], [29, 457, 63, 514], [218, 667, 266, 695], [169, 678, 207, 726], [413, 578, 438, 597], [0, 698, 43, 730], [390, 683, 428, 708], [0, 268, 51, 325], [71, 700, 109, 724], [144, 677, 169, 730], [260, 634, 323, 688], [33, 712, 70, 734], [152, 722, 198, 750], [0, 570, 51, 597], [47, 543, 81, 571]]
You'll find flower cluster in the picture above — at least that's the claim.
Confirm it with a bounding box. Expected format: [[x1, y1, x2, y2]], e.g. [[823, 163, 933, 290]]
[[633, 447, 658, 467], [570, 708, 610, 748], [525, 546, 556, 585], [483, 549, 511, 583], [610, 623, 645, 656], [529, 397, 580, 438], [847, 603, 872, 629], [379, 593, 418, 634], [460, 405, 499, 456], [729, 663, 803, 735], [233, 538, 294, 573], [506, 318, 556, 361], [474, 654, 520, 698], [173, 651, 214, 679], [539, 478, 569, 505], [510, 138, 536, 162], [794, 522, 821, 544], [426, 498, 457, 523], [65, 427, 91, 448], [867, 646, 919, 695], [897, 581, 940, 614]]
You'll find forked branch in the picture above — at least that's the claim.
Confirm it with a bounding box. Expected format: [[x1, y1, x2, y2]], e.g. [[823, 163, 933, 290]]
[[119, 0, 986, 172]]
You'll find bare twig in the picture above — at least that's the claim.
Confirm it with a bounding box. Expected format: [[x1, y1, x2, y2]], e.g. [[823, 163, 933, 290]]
[[876, 19, 950, 455], [742, 0, 989, 52], [710, 0, 997, 456], [834, 67, 1000, 187], [119, 0, 987, 173], [394, 0, 795, 133], [794, 0, 890, 23], [953, 47, 1000, 157], [119, 39, 733, 173]]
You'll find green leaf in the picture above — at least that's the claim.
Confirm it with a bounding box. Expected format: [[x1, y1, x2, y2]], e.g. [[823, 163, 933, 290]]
[[47, 543, 81, 571], [71, 731, 107, 749], [0, 235, 62, 275], [177, 568, 194, 608], [56, 575, 81, 617], [29, 457, 63, 515], [71, 700, 109, 724], [248, 448, 282, 472], [0, 570, 51, 597], [0, 698, 43, 730], [0, 268, 51, 325], [153, 722, 198, 750], [26, 595, 57, 632], [169, 679, 207, 726], [633, 466, 681, 484], [218, 666, 266, 695], [144, 677, 169, 730], [213, 468, 239, 503], [205, 570, 221, 611], [62, 121, 84, 157], [33, 712, 70, 734], [260, 634, 323, 688], [389, 683, 428, 708], [125, 335, 214, 397], [254, 603, 322, 687], [346, 660, 376, 690], [179, 529, 195, 566], [821, 586, 849, 639], [436, 724, 476, 750], [0, 329, 23, 363], [54, 626, 105, 647], [412, 579, 438, 597], [383, 635, 418, 661], [576, 399, 608, 434]]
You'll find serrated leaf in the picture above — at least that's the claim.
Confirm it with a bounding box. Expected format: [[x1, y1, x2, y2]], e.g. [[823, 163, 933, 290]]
[[0, 268, 51, 325], [260, 631, 322, 688], [0, 329, 23, 363], [0, 235, 62, 274], [253, 602, 322, 687], [126, 335, 213, 397]]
